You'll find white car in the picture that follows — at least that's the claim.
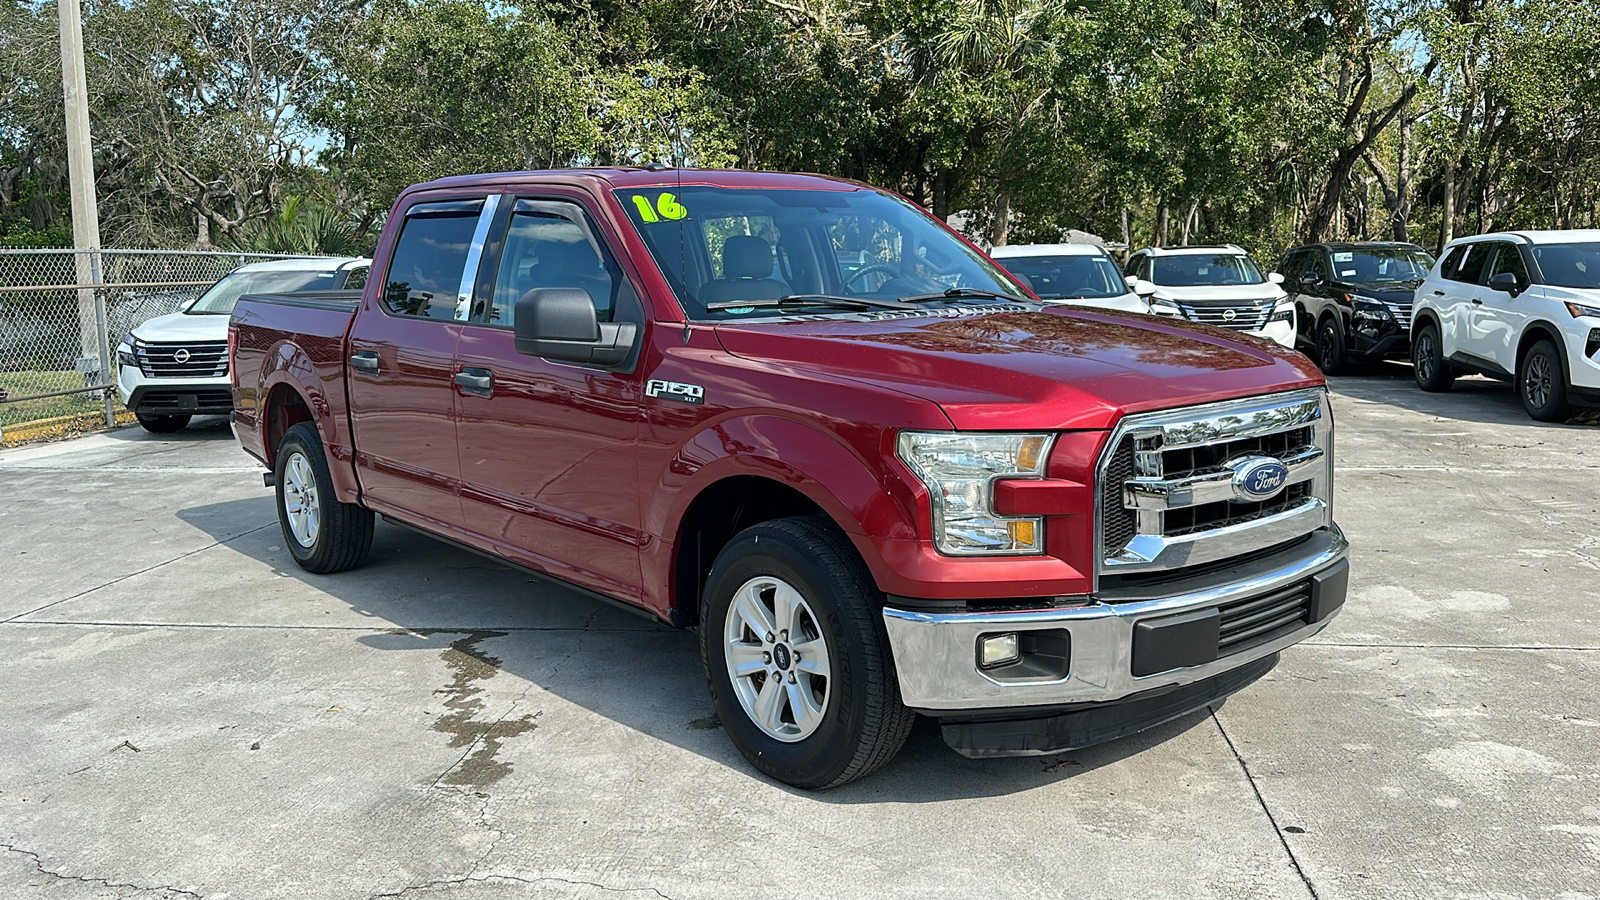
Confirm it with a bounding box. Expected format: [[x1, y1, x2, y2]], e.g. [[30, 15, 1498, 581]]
[[1411, 230, 1600, 421], [116, 256, 370, 433], [988, 243, 1148, 313], [1123, 245, 1296, 348]]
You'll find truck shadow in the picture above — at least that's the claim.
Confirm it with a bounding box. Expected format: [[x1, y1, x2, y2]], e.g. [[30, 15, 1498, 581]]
[[177, 496, 1219, 803], [103, 414, 236, 442], [1327, 362, 1600, 427]]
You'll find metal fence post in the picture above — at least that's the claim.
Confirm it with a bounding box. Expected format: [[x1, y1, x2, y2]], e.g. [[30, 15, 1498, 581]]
[[91, 249, 114, 426]]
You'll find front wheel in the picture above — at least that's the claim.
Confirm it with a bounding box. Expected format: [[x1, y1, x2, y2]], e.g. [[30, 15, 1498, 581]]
[[274, 422, 374, 574], [1520, 339, 1575, 422], [700, 518, 914, 789], [136, 413, 190, 433], [1316, 317, 1350, 376], [1412, 321, 1455, 392]]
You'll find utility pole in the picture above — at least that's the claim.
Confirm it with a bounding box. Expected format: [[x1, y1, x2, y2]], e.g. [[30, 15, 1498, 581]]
[[59, 0, 114, 426]]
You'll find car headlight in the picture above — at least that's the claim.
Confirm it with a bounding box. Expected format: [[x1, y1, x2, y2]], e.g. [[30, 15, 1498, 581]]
[[116, 337, 137, 368], [1149, 297, 1183, 317], [1348, 295, 1393, 323], [1565, 301, 1600, 319], [1269, 301, 1295, 324], [897, 431, 1053, 556]]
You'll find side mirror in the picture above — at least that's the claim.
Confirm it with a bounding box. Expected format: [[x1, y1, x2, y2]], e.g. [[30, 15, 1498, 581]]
[[513, 288, 637, 366], [1487, 271, 1521, 296], [1268, 272, 1286, 285], [1132, 279, 1157, 299], [1124, 274, 1138, 290], [1299, 271, 1318, 285]]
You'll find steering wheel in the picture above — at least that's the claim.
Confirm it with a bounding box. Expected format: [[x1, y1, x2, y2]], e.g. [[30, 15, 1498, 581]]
[[843, 264, 900, 293]]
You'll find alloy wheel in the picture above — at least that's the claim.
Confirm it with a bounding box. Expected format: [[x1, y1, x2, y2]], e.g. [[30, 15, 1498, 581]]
[[282, 451, 321, 548], [1525, 353, 1552, 410], [724, 575, 832, 742]]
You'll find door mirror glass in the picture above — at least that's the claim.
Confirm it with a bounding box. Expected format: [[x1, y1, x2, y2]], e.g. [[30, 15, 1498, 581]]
[[513, 288, 636, 366], [1487, 271, 1521, 295], [1268, 271, 1286, 285]]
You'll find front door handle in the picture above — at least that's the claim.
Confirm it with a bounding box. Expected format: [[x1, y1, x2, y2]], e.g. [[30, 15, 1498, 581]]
[[1471, 298, 1483, 306], [1433, 290, 1446, 296], [350, 350, 380, 374], [454, 367, 493, 398]]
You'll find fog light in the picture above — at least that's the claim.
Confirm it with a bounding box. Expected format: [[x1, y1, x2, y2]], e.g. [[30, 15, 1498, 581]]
[[978, 632, 1021, 669]]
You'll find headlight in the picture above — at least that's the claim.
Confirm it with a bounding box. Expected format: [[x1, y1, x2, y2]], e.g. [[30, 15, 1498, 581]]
[[897, 431, 1053, 556], [116, 337, 137, 368], [1565, 301, 1600, 319], [1348, 295, 1392, 323], [1149, 297, 1183, 317], [1269, 301, 1295, 324]]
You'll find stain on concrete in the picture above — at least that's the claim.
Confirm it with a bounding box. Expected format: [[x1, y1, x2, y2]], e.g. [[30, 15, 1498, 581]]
[[431, 631, 538, 788]]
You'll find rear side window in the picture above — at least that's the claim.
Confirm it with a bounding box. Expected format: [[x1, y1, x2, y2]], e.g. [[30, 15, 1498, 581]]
[[1444, 243, 1492, 284], [381, 201, 483, 319], [342, 265, 369, 292]]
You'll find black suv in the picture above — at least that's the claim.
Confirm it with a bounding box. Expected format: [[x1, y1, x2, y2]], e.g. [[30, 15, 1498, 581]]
[[1275, 242, 1435, 374]]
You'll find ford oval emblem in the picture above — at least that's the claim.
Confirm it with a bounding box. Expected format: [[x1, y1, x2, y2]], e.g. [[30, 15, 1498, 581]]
[[1230, 456, 1290, 502]]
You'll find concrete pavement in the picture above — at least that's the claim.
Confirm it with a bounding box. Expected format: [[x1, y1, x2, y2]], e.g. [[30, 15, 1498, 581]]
[[1, 369, 1595, 899]]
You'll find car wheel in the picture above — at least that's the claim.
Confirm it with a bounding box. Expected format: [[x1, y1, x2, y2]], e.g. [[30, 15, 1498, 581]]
[[136, 413, 191, 433], [1519, 339, 1575, 423], [275, 421, 374, 574], [700, 517, 914, 789], [1412, 321, 1455, 392], [1316, 317, 1349, 376]]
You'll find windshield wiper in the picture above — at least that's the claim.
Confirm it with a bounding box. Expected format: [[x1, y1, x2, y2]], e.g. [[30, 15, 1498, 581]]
[[898, 286, 1027, 304], [706, 294, 918, 312]]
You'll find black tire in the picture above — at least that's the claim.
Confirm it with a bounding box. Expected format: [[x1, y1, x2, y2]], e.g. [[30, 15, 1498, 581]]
[[700, 517, 914, 789], [274, 421, 374, 574], [136, 413, 191, 433], [1316, 316, 1350, 376], [1519, 339, 1575, 422], [1412, 320, 1455, 392]]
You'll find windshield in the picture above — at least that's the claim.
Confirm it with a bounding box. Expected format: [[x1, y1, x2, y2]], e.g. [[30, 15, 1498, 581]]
[[1151, 253, 1265, 287], [1328, 247, 1434, 283], [617, 186, 1022, 319], [188, 267, 342, 314], [1530, 242, 1600, 289], [998, 253, 1128, 299]]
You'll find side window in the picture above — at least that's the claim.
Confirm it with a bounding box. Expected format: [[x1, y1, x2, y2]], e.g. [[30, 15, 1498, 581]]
[[1487, 243, 1528, 283], [487, 201, 620, 328], [341, 265, 369, 292], [829, 213, 914, 293], [1277, 251, 1304, 282], [1446, 243, 1493, 284], [1305, 252, 1329, 283], [382, 201, 484, 319], [1124, 254, 1142, 277]]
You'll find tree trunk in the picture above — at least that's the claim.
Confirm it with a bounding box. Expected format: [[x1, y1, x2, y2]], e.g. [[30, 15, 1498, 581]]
[[1395, 113, 1414, 242], [1157, 202, 1169, 246], [1120, 207, 1132, 262], [194, 209, 215, 250], [990, 190, 1010, 247]]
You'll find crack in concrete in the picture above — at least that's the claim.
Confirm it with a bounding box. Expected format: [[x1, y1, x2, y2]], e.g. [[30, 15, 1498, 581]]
[[1305, 641, 1598, 651], [1209, 710, 1319, 900], [5, 620, 658, 634], [372, 873, 674, 899], [1, 522, 278, 624], [0, 840, 202, 898]]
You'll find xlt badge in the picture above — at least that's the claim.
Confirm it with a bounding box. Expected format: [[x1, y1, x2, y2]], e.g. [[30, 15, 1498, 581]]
[[646, 379, 704, 405]]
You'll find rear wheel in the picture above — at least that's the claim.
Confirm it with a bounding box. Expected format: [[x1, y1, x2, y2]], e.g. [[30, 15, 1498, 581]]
[[700, 517, 914, 789], [1519, 339, 1575, 422], [1316, 317, 1349, 376], [275, 422, 374, 574], [1412, 321, 1455, 392], [136, 413, 190, 433]]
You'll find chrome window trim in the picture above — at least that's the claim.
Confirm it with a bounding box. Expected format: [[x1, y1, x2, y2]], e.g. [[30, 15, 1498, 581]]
[[1093, 387, 1332, 587], [455, 193, 502, 322]]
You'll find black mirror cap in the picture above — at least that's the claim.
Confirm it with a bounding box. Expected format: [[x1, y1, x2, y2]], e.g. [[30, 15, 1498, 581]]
[[1488, 271, 1522, 295], [513, 288, 637, 366], [1299, 271, 1319, 285]]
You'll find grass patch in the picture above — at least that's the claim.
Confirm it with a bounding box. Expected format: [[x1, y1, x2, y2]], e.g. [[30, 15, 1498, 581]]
[[0, 368, 121, 427]]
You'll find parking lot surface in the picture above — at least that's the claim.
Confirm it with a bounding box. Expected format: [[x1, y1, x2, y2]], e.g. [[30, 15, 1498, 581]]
[[2, 368, 1597, 899]]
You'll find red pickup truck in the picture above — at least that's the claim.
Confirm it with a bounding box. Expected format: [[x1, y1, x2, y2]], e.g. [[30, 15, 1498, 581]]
[[230, 168, 1348, 788]]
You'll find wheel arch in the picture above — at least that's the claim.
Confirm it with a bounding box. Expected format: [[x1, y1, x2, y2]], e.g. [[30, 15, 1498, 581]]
[[256, 340, 360, 502], [1516, 321, 1568, 375]]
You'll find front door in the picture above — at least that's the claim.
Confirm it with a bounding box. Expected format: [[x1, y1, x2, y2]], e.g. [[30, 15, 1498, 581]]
[[453, 197, 646, 602], [1475, 242, 1531, 372], [348, 196, 497, 529]]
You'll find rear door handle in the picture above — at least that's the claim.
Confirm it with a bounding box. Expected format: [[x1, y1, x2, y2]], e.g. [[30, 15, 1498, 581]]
[[350, 350, 380, 373], [454, 367, 493, 398]]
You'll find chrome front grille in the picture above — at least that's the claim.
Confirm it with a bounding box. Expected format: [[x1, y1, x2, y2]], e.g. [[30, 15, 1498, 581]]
[[1175, 301, 1271, 331], [1381, 298, 1413, 324], [1096, 389, 1333, 580], [135, 340, 228, 378]]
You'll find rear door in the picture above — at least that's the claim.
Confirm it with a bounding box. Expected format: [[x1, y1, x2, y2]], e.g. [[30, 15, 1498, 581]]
[[1434, 241, 1493, 359], [453, 194, 648, 602], [347, 195, 499, 529]]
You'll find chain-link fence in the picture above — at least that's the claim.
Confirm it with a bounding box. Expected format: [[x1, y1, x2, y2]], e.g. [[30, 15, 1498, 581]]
[[0, 249, 303, 440]]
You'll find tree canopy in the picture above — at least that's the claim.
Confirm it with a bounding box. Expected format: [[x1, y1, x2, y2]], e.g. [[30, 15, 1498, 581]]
[[2, 0, 1597, 257]]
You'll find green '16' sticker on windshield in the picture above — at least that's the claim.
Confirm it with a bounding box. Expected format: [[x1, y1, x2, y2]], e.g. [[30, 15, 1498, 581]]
[[631, 193, 689, 223]]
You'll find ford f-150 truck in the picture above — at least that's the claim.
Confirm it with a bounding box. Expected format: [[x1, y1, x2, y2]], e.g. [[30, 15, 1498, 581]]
[[230, 168, 1349, 789]]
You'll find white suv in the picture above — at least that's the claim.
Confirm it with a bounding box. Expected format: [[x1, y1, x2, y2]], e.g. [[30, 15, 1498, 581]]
[[1411, 231, 1600, 421], [988, 243, 1148, 313], [116, 256, 369, 432], [1123, 245, 1296, 348]]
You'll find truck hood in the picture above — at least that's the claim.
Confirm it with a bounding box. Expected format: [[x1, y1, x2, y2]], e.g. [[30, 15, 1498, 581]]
[[713, 307, 1324, 431], [127, 311, 230, 343]]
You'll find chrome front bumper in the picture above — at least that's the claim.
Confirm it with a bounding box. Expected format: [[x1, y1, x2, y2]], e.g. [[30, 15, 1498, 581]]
[[881, 528, 1348, 712]]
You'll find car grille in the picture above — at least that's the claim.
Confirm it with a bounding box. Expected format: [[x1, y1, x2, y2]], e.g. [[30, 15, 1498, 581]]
[[137, 388, 234, 413], [1096, 389, 1332, 579], [1380, 298, 1413, 323], [1218, 579, 1313, 657], [135, 340, 228, 378], [1174, 301, 1271, 331]]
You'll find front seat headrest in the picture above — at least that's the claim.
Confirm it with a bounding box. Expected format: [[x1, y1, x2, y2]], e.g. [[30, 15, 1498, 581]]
[[723, 235, 775, 280]]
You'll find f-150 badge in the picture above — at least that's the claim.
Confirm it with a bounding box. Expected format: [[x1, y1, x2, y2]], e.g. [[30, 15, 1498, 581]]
[[646, 379, 704, 405]]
